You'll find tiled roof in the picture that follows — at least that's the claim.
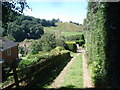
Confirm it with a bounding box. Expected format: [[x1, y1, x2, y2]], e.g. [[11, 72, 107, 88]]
[[0, 37, 18, 51]]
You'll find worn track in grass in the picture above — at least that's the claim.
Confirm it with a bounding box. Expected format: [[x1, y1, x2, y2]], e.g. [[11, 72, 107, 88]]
[[49, 49, 94, 89], [49, 53, 80, 88]]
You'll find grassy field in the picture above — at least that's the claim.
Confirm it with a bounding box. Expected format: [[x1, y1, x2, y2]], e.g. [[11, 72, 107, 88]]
[[61, 32, 82, 37], [56, 23, 84, 32], [60, 53, 83, 88], [44, 22, 84, 35]]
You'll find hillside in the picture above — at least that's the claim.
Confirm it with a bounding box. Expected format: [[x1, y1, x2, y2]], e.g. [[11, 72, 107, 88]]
[[44, 22, 84, 34]]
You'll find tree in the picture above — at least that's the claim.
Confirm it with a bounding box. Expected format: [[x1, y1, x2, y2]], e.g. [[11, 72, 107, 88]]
[[2, 1, 30, 37], [2, 1, 29, 26], [6, 15, 44, 42], [40, 33, 57, 52], [30, 33, 57, 53], [69, 21, 73, 23]]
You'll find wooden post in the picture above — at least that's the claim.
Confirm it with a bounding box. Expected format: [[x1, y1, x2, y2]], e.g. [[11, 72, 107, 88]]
[[0, 63, 2, 84], [12, 61, 19, 88]]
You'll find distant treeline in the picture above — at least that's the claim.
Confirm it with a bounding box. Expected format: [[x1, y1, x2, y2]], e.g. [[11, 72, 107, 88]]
[[3, 14, 60, 42], [69, 21, 83, 26]]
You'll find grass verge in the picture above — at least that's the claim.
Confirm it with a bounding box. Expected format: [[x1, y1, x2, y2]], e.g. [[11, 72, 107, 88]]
[[60, 53, 83, 88]]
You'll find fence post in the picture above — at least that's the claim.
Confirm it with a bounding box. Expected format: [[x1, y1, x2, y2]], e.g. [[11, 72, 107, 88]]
[[12, 61, 19, 88]]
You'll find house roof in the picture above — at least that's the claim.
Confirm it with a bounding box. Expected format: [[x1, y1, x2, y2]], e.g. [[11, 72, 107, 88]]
[[0, 37, 18, 51]]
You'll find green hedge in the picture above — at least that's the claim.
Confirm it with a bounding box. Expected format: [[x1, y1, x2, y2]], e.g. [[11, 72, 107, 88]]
[[17, 49, 70, 79], [65, 41, 77, 52], [84, 2, 120, 88], [84, 2, 108, 87], [63, 34, 84, 41], [75, 40, 85, 46], [64, 40, 84, 52]]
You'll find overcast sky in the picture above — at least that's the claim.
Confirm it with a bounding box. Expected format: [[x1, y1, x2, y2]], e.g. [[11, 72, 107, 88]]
[[24, 0, 88, 24]]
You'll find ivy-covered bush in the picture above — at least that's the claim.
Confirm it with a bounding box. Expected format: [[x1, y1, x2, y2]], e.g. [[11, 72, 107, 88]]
[[84, 2, 120, 88]]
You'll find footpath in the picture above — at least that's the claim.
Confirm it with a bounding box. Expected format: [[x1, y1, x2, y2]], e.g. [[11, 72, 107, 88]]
[[49, 48, 94, 88]]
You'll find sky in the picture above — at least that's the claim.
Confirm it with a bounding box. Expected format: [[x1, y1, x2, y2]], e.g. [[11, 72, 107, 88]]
[[24, 0, 88, 24]]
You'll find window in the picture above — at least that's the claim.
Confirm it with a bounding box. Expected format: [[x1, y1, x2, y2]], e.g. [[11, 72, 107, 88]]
[[7, 49, 11, 56]]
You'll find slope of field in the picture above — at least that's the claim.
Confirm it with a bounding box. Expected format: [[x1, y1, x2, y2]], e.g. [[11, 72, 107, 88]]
[[61, 32, 82, 37], [44, 22, 84, 34], [56, 22, 84, 32]]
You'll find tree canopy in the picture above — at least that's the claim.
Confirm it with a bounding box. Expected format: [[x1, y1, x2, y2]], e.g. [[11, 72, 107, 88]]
[[2, 1, 29, 27]]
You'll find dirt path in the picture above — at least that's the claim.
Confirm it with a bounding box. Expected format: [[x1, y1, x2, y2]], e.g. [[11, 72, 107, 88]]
[[49, 53, 80, 88], [82, 49, 94, 88]]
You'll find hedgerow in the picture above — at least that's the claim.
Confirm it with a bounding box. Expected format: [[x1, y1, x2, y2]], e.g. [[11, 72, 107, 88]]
[[18, 47, 69, 68], [63, 33, 84, 41], [84, 2, 120, 88], [17, 47, 70, 80], [64, 41, 77, 52]]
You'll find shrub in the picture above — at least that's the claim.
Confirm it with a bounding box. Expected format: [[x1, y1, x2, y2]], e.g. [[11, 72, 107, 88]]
[[18, 46, 28, 57], [18, 48, 70, 68], [2, 63, 13, 82], [50, 46, 65, 54], [30, 33, 65, 53], [65, 42, 77, 52], [64, 34, 84, 41], [75, 40, 85, 46], [17, 49, 70, 79]]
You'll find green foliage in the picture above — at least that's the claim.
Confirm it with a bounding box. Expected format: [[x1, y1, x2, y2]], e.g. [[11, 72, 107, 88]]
[[76, 40, 85, 46], [6, 15, 44, 42], [63, 34, 84, 41], [2, 63, 13, 82], [50, 46, 65, 54], [18, 49, 70, 69], [61, 32, 85, 47], [40, 19, 56, 27], [3, 10, 58, 42], [18, 46, 28, 57], [18, 48, 70, 88], [65, 40, 84, 52], [69, 21, 81, 26], [2, 2, 29, 31], [84, 2, 120, 88], [40, 33, 57, 52], [4, 34, 15, 41], [65, 42, 77, 52], [84, 2, 107, 87], [30, 40, 42, 54], [30, 33, 65, 54]]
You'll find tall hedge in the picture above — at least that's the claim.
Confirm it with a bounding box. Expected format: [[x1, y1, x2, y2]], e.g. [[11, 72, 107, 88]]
[[84, 2, 120, 88]]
